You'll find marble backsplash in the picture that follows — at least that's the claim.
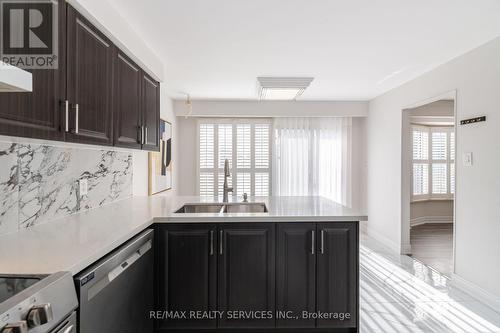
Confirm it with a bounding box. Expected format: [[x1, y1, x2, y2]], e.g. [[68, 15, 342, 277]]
[[0, 142, 132, 236]]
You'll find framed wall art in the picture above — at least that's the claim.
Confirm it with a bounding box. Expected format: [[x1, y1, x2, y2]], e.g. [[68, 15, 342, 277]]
[[149, 119, 172, 195]]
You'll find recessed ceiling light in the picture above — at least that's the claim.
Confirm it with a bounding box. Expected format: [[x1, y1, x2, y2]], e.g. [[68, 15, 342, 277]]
[[257, 77, 314, 100]]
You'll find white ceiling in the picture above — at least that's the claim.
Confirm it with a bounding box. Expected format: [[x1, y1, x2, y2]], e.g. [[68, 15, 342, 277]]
[[108, 0, 500, 101]]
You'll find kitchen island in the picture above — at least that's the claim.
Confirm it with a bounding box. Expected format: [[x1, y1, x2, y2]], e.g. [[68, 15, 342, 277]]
[[0, 196, 366, 333]]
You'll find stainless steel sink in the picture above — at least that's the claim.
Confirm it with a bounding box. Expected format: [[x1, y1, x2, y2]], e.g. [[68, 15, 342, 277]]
[[175, 203, 224, 213], [223, 203, 268, 213], [175, 203, 267, 214]]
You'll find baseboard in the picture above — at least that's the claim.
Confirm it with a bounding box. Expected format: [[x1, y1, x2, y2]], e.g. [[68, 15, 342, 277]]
[[410, 216, 453, 227], [366, 227, 401, 254], [451, 273, 500, 314]]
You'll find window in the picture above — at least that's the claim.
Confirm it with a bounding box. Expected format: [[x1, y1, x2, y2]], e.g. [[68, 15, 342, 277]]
[[198, 119, 271, 197], [412, 126, 455, 200], [273, 117, 351, 206]]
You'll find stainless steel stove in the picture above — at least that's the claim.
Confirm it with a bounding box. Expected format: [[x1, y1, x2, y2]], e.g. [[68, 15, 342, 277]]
[[0, 272, 78, 333]]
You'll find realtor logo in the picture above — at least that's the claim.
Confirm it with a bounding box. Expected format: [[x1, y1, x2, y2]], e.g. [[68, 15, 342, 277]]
[[0, 0, 58, 69]]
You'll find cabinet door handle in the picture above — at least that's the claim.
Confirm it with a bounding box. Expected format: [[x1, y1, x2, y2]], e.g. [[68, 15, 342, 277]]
[[74, 104, 79, 134], [141, 126, 145, 145], [219, 230, 223, 255], [210, 230, 214, 256], [311, 230, 315, 255], [144, 126, 148, 144], [321, 230, 325, 254], [64, 100, 69, 132]]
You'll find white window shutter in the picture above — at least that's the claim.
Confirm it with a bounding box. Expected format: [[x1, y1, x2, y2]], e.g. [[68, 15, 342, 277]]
[[432, 163, 447, 194], [413, 163, 429, 196], [218, 124, 233, 168], [432, 132, 447, 160], [236, 124, 251, 168], [199, 172, 214, 197], [450, 163, 455, 194], [198, 120, 271, 197], [236, 173, 251, 196], [199, 124, 214, 168], [450, 132, 455, 161], [413, 129, 428, 160], [255, 124, 270, 169], [255, 173, 270, 196]]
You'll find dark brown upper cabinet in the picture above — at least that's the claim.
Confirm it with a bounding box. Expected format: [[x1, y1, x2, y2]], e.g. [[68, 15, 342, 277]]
[[65, 5, 113, 146], [141, 72, 160, 151], [0, 3, 159, 151], [113, 54, 160, 152], [113, 51, 142, 149], [0, 2, 66, 141]]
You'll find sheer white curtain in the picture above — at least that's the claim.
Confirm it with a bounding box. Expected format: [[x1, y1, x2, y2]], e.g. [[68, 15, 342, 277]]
[[272, 117, 352, 207]]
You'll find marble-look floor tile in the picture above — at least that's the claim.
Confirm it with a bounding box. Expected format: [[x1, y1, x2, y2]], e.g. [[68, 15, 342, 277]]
[[0, 142, 18, 235], [361, 301, 500, 333], [360, 233, 500, 333]]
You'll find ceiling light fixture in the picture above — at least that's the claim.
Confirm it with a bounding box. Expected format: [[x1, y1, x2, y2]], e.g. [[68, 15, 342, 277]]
[[257, 77, 314, 101]]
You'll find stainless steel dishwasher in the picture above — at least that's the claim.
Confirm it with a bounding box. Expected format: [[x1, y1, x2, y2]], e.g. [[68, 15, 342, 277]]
[[74, 229, 154, 333]]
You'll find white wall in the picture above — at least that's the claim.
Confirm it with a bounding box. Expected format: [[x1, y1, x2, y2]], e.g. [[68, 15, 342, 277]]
[[352, 117, 367, 212], [176, 115, 368, 213], [133, 86, 177, 197], [367, 36, 500, 299], [173, 100, 368, 118], [175, 117, 197, 196]]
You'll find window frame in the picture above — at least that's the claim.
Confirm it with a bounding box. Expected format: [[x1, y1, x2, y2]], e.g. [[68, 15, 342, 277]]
[[411, 125, 455, 202], [196, 118, 273, 198]]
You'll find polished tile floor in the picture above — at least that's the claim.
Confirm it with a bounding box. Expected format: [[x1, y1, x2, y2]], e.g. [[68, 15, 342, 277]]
[[360, 232, 500, 333], [410, 223, 454, 276]]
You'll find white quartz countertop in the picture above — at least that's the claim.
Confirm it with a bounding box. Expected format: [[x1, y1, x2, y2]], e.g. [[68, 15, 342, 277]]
[[0, 196, 366, 276]]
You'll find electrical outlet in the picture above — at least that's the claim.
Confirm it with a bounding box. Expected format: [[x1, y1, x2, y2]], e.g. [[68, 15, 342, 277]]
[[79, 178, 88, 196]]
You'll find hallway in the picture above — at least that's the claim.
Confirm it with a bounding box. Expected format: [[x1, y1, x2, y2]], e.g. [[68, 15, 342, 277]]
[[360, 233, 500, 333], [410, 223, 454, 276]]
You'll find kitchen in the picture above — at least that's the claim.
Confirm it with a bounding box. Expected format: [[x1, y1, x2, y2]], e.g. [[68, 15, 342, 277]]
[[2, 1, 500, 333]]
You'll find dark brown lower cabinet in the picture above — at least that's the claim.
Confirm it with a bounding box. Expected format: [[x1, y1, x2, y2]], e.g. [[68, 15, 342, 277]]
[[155, 222, 358, 333], [218, 224, 275, 329], [156, 224, 217, 330], [276, 223, 316, 328], [316, 223, 358, 329]]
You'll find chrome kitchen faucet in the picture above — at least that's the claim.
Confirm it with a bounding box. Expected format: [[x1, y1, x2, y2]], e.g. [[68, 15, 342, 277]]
[[223, 159, 233, 203]]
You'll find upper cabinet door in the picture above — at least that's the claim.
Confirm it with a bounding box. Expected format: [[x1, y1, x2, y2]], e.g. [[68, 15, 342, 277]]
[[113, 51, 141, 149], [66, 5, 113, 145], [316, 223, 358, 329], [141, 73, 160, 151], [218, 224, 275, 329], [276, 223, 316, 328], [0, 1, 66, 141]]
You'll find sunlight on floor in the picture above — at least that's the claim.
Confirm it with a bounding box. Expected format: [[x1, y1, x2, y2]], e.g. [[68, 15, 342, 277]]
[[360, 236, 500, 333]]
